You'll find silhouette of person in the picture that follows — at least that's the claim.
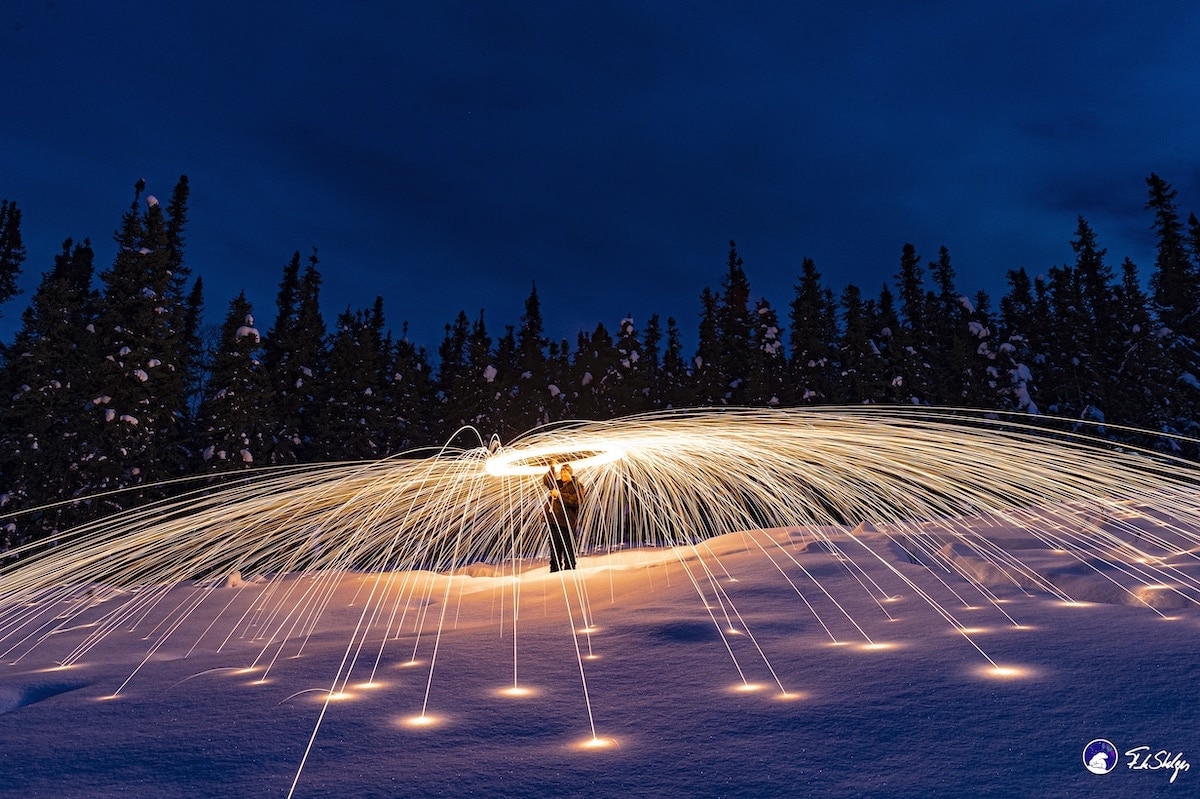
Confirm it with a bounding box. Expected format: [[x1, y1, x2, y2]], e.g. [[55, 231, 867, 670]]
[[544, 463, 580, 572]]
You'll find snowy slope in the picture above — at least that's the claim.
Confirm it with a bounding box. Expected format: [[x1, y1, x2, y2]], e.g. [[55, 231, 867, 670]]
[[1, 520, 1196, 798]]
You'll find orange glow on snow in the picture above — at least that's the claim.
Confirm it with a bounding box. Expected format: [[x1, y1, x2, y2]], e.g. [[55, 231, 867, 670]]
[[731, 682, 764, 693], [976, 664, 1035, 680], [401, 714, 441, 729], [497, 685, 537, 698], [574, 736, 619, 751]]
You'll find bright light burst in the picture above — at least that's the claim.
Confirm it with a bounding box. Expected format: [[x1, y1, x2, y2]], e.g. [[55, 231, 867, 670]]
[[3, 406, 1200, 795]]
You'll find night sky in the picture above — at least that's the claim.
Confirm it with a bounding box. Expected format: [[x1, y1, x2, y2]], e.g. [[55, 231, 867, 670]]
[[3, 2, 1199, 353]]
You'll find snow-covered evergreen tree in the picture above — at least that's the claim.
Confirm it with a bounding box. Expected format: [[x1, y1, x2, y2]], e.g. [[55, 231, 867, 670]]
[[508, 285, 550, 431], [659, 316, 690, 408], [610, 315, 650, 415], [194, 292, 271, 471], [692, 286, 722, 405], [834, 284, 873, 403], [1108, 257, 1172, 439], [0, 239, 99, 543], [639, 313, 664, 409], [716, 242, 754, 404], [924, 247, 972, 404], [750, 298, 786, 406], [310, 304, 389, 460], [385, 321, 434, 451], [788, 257, 836, 404], [85, 177, 197, 494], [996, 268, 1041, 414], [571, 322, 619, 420], [891, 243, 932, 404], [1144, 174, 1200, 443], [435, 310, 470, 437], [872, 284, 904, 403], [1146, 173, 1199, 337], [263, 250, 326, 463]]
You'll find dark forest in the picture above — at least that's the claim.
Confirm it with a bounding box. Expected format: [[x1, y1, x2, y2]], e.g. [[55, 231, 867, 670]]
[[3, 173, 1200, 549]]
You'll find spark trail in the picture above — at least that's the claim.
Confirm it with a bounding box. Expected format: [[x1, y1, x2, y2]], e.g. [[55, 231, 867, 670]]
[[2, 406, 1200, 794]]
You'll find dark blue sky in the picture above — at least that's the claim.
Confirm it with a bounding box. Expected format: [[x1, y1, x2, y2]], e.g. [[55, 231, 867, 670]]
[[3, 2, 1199, 352]]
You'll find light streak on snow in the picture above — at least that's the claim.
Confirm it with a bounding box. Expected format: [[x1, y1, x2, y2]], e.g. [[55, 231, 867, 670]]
[[2, 406, 1200, 795]]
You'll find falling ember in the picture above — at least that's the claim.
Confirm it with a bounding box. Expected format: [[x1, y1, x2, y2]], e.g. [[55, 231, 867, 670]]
[[2, 406, 1200, 796]]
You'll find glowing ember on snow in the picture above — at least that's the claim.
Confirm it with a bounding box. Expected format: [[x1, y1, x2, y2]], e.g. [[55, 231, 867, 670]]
[[575, 735, 619, 750], [400, 714, 441, 729], [976, 664, 1036, 680], [497, 685, 537, 698]]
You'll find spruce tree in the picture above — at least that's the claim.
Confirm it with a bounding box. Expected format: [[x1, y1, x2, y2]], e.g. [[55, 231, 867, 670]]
[[835, 284, 873, 403], [788, 257, 836, 404], [545, 337, 573, 422], [264, 250, 326, 463], [571, 322, 619, 420], [435, 310, 471, 439], [86, 177, 198, 495], [265, 252, 302, 371], [925, 246, 975, 405], [466, 311, 501, 438], [1189, 212, 1200, 280], [0, 239, 99, 544], [1109, 257, 1172, 437], [891, 243, 932, 403], [874, 284, 903, 403], [0, 199, 26, 319], [386, 321, 434, 451], [716, 242, 755, 404], [1144, 174, 1200, 438], [640, 313, 664, 409], [693, 287, 722, 404], [181, 276, 206, 413], [750, 297, 786, 405], [491, 325, 520, 440], [1039, 263, 1085, 416], [1068, 218, 1120, 422], [958, 291, 1000, 409], [611, 315, 649, 415], [510, 285, 550, 431], [660, 316, 690, 408], [996, 268, 1041, 413], [194, 292, 272, 471], [1146, 173, 1198, 336], [311, 306, 388, 460]]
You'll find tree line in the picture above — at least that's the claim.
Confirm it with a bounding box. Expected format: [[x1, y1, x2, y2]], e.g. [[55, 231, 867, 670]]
[[2, 173, 1200, 549]]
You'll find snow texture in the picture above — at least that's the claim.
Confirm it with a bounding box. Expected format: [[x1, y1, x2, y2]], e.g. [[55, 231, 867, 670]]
[[1, 520, 1196, 798]]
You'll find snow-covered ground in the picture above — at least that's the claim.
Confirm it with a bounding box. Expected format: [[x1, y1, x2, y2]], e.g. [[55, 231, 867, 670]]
[[1, 520, 1197, 798]]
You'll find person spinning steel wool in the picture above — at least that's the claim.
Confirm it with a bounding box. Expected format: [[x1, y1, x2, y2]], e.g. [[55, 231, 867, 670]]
[[543, 463, 581, 572]]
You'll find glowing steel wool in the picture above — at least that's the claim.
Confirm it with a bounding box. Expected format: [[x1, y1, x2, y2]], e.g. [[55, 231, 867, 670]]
[[3, 405, 1200, 656], [2, 406, 1200, 796]]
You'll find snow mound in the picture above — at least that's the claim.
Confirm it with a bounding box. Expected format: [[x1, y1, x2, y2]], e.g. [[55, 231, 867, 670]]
[[218, 570, 254, 588], [0, 681, 89, 714], [455, 562, 507, 577], [937, 541, 1036, 589]]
